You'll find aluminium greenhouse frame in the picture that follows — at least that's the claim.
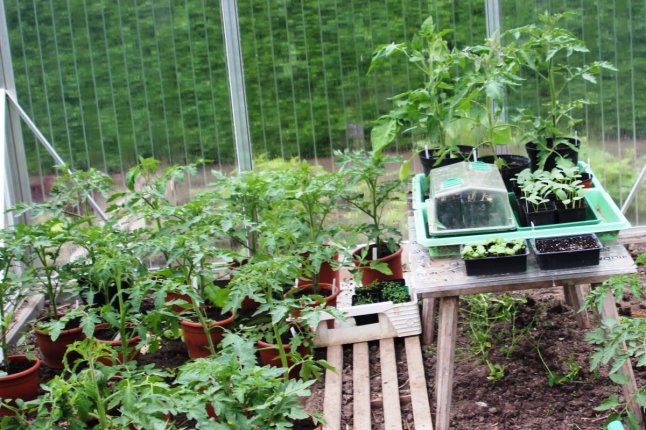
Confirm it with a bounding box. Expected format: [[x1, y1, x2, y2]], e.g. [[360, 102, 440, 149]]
[[1, 0, 644, 234]]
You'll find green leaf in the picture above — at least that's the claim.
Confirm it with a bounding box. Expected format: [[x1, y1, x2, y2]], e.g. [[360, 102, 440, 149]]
[[594, 394, 620, 411], [609, 371, 630, 385], [399, 160, 411, 182], [369, 261, 393, 275], [371, 117, 400, 154]]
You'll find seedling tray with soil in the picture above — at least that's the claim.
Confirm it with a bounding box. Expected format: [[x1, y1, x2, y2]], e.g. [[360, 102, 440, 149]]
[[461, 239, 528, 276], [531, 234, 602, 270]]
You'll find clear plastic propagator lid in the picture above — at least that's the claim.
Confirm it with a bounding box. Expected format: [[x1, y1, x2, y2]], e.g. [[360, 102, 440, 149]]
[[426, 161, 516, 236]]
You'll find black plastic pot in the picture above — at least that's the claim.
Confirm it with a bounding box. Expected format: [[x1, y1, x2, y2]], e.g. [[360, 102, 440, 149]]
[[463, 246, 528, 276], [418, 145, 477, 176], [555, 200, 589, 223], [525, 137, 580, 172], [480, 155, 530, 191], [520, 200, 557, 226], [531, 234, 601, 270]]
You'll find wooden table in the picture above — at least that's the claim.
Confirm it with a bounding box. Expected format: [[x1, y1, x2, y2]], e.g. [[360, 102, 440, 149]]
[[407, 219, 642, 430]]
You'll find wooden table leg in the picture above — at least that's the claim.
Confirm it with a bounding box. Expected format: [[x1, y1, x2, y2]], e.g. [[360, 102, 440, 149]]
[[564, 283, 591, 329], [435, 296, 459, 430], [422, 297, 436, 345], [598, 283, 645, 429]]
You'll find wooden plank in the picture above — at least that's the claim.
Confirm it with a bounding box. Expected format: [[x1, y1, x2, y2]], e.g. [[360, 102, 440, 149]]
[[435, 297, 459, 430], [353, 342, 371, 430], [569, 284, 591, 329], [562, 284, 575, 306], [421, 298, 436, 345], [600, 287, 645, 430], [379, 338, 403, 430], [323, 345, 343, 430], [404, 336, 434, 430]]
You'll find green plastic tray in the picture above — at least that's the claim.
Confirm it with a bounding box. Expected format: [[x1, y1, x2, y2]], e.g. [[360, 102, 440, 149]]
[[411, 164, 631, 257]]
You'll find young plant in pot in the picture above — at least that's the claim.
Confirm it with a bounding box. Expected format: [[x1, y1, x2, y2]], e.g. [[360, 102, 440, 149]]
[[507, 12, 616, 171], [461, 238, 528, 276], [12, 218, 88, 370], [281, 161, 345, 302], [175, 333, 322, 429], [81, 231, 149, 365], [337, 150, 405, 286], [514, 168, 557, 226], [0, 228, 41, 415], [549, 160, 588, 223], [174, 275, 236, 359], [2, 339, 177, 428], [369, 16, 477, 176], [228, 256, 333, 381], [10, 168, 115, 369], [465, 34, 529, 191]]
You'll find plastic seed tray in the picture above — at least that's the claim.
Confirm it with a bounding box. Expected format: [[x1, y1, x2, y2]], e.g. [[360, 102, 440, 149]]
[[412, 163, 631, 257]]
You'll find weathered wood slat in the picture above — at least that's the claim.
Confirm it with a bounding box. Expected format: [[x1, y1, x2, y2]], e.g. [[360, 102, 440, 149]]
[[322, 336, 433, 430], [380, 338, 403, 430], [435, 297, 459, 430], [352, 342, 371, 430], [404, 336, 434, 430], [323, 344, 343, 430]]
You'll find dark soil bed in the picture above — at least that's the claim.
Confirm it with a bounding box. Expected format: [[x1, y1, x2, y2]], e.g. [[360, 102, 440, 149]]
[[307, 243, 646, 429]]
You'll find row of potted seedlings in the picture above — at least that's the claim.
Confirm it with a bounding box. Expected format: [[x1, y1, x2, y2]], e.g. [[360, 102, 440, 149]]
[[461, 233, 602, 276], [370, 13, 612, 192], [0, 149, 408, 428], [512, 160, 592, 227]]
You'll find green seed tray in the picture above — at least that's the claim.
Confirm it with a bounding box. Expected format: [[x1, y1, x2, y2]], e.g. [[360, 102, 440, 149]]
[[411, 163, 631, 257]]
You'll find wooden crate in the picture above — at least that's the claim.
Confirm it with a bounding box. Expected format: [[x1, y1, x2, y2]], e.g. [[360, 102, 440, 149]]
[[322, 336, 433, 430], [314, 285, 421, 347]]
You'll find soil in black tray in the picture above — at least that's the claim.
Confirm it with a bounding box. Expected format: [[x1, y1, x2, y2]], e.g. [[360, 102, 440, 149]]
[[536, 235, 598, 252]]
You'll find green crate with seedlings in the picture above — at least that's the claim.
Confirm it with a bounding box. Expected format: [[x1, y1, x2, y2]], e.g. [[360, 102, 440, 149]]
[[461, 239, 529, 276]]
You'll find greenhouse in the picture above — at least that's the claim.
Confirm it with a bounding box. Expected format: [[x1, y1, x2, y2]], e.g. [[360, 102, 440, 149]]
[[0, 0, 645, 429]]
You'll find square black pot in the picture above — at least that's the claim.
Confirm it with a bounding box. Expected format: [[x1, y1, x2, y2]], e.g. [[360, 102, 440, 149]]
[[555, 200, 589, 223], [531, 234, 601, 270], [521, 200, 557, 226]]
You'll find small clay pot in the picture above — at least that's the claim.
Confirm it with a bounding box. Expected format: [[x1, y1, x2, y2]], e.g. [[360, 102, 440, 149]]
[[180, 310, 235, 358], [0, 355, 41, 416], [352, 244, 404, 286], [34, 314, 84, 369]]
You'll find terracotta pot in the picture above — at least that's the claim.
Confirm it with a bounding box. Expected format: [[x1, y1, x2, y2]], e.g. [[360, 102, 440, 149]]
[[256, 338, 311, 379], [0, 355, 41, 416], [34, 314, 84, 369], [299, 249, 341, 287], [94, 323, 141, 365], [292, 282, 341, 329], [180, 311, 235, 358], [352, 244, 403, 286], [164, 291, 192, 313]]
